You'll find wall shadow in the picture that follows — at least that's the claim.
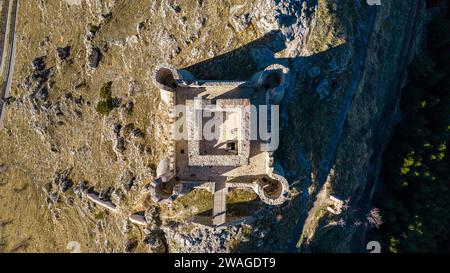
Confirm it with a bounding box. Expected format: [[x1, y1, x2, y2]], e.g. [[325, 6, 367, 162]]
[[183, 30, 286, 81]]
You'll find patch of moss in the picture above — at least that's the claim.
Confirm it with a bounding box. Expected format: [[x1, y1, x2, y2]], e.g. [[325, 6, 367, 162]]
[[226, 189, 258, 204], [99, 81, 112, 100], [89, 24, 99, 34], [163, 189, 213, 218], [96, 82, 114, 116], [178, 189, 213, 210], [94, 211, 106, 220], [95, 99, 113, 115]]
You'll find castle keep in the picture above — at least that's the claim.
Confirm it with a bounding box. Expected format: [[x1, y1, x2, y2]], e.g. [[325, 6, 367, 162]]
[[151, 63, 291, 226]]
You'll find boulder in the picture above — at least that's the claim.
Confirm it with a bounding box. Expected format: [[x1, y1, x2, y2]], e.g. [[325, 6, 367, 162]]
[[32, 56, 45, 71], [172, 5, 181, 13], [122, 123, 134, 136], [56, 46, 71, 61], [124, 101, 134, 114], [316, 79, 330, 100], [42, 182, 52, 194], [87, 47, 102, 68], [36, 87, 49, 101], [49, 192, 60, 203], [73, 180, 88, 198], [59, 177, 73, 192], [99, 187, 113, 201], [115, 137, 126, 153], [74, 96, 84, 105], [122, 221, 132, 234], [131, 128, 144, 138], [124, 239, 138, 253], [111, 188, 125, 204], [143, 232, 166, 253], [113, 123, 122, 136], [0, 164, 7, 173], [144, 206, 161, 228], [120, 171, 135, 192]]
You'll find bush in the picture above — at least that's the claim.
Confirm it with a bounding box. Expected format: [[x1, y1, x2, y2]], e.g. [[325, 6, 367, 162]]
[[95, 99, 113, 115], [96, 82, 114, 116], [99, 81, 112, 100], [89, 24, 99, 34]]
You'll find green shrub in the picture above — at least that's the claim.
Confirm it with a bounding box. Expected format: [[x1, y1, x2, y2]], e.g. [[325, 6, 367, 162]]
[[94, 211, 105, 220], [96, 82, 114, 116], [89, 24, 99, 34], [99, 81, 112, 100], [95, 99, 113, 115]]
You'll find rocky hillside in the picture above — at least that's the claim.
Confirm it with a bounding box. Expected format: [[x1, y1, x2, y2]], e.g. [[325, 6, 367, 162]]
[[0, 0, 427, 252]]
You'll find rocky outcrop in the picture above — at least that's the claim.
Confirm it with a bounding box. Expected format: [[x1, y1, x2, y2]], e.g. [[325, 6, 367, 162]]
[[56, 46, 71, 61], [87, 47, 102, 68]]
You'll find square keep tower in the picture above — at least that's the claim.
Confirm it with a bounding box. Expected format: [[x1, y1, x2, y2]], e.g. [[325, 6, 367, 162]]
[[186, 97, 251, 167]]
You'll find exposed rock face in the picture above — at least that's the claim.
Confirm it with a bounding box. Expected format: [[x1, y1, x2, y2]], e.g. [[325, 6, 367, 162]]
[[0, 0, 427, 253], [124, 239, 138, 253], [143, 231, 166, 253], [56, 46, 71, 61], [252, 0, 316, 57], [130, 128, 144, 138], [115, 137, 126, 153], [0, 164, 8, 173], [87, 47, 102, 68], [52, 170, 74, 193], [73, 180, 88, 198]]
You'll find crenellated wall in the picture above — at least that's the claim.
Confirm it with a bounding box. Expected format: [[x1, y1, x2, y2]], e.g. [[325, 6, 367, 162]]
[[150, 63, 291, 223]]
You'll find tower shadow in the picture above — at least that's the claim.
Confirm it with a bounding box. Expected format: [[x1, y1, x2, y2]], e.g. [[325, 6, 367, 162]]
[[183, 30, 287, 80]]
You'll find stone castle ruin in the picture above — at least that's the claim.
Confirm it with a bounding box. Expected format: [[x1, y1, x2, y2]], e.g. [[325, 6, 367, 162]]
[[150, 63, 290, 226]]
